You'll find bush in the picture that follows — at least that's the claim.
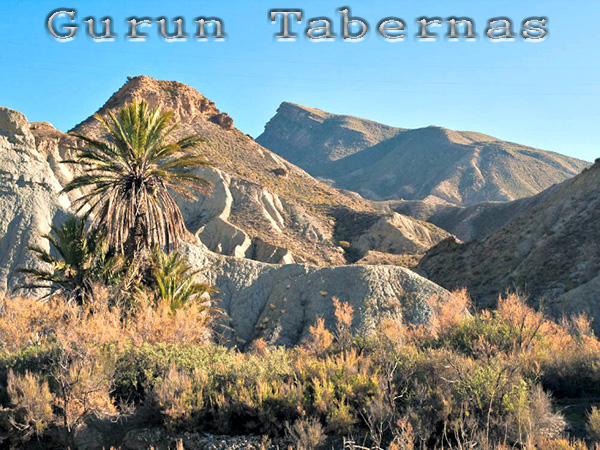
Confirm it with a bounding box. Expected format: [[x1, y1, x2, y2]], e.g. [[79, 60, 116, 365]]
[[285, 418, 326, 450], [587, 406, 600, 443], [6, 370, 54, 441], [0, 292, 594, 448]]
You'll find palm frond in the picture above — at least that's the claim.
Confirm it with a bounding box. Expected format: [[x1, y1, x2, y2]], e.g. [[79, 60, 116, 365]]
[[63, 100, 213, 258]]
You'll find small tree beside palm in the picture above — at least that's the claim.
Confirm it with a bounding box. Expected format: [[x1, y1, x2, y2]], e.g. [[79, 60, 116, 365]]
[[149, 248, 214, 312], [18, 216, 121, 304]]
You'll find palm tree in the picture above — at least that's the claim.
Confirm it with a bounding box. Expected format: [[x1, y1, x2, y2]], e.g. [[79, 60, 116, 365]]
[[18, 216, 120, 304], [149, 248, 215, 312], [63, 100, 211, 260]]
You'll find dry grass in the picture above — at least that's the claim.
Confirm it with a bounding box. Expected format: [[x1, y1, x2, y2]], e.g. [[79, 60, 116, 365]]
[[0, 290, 599, 448]]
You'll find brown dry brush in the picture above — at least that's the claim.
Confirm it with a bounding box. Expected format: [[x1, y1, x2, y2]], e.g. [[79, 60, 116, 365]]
[[0, 291, 598, 449]]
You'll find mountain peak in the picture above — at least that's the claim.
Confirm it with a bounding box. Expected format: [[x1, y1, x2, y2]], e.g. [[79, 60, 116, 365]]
[[258, 104, 591, 205], [277, 102, 332, 119], [71, 76, 233, 133], [258, 103, 402, 173]]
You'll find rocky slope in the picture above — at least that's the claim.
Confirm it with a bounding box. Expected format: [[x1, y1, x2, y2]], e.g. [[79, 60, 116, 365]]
[[258, 103, 589, 205], [182, 242, 448, 346], [256, 102, 403, 176], [42, 76, 449, 266], [0, 108, 70, 293], [390, 179, 568, 242], [418, 160, 600, 326]]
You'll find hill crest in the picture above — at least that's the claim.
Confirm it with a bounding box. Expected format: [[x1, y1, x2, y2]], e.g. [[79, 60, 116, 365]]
[[257, 103, 590, 205]]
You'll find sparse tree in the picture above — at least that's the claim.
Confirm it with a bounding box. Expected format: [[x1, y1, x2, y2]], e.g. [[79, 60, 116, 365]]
[[63, 100, 212, 260]]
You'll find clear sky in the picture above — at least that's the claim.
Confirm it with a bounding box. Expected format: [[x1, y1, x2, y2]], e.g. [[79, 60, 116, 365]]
[[0, 0, 598, 161]]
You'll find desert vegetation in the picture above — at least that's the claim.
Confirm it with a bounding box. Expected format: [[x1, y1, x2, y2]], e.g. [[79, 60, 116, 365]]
[[0, 291, 600, 448]]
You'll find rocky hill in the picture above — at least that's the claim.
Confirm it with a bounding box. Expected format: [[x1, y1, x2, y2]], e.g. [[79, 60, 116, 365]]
[[390, 179, 568, 242], [40, 76, 448, 266], [256, 102, 403, 177], [258, 103, 589, 205], [0, 108, 70, 293], [418, 160, 600, 326], [181, 242, 448, 346]]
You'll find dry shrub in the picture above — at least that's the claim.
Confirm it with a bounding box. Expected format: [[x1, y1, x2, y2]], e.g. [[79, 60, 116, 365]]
[[327, 396, 356, 435], [540, 314, 600, 397], [54, 294, 125, 351], [0, 296, 64, 353], [429, 289, 471, 337], [250, 338, 270, 357], [50, 340, 118, 445], [285, 418, 326, 450], [511, 385, 565, 446], [568, 313, 595, 339], [375, 316, 406, 349], [0, 292, 213, 356], [333, 297, 354, 351], [536, 437, 588, 450], [390, 417, 415, 450], [362, 388, 393, 449], [0, 292, 126, 353], [7, 370, 54, 440], [126, 300, 212, 346], [588, 406, 600, 443], [307, 318, 333, 355], [153, 364, 200, 430], [496, 293, 547, 354]]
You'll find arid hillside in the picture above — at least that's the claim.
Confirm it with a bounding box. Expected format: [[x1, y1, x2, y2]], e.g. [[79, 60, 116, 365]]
[[32, 76, 449, 267], [418, 159, 600, 326], [0, 77, 457, 346], [258, 103, 589, 205], [390, 178, 568, 242]]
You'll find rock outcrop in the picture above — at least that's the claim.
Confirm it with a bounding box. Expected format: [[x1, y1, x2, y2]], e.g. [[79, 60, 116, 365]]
[[258, 103, 590, 205], [182, 243, 449, 346], [0, 109, 70, 292]]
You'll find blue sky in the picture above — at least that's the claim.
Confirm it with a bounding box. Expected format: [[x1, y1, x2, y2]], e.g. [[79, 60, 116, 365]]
[[0, 0, 598, 161]]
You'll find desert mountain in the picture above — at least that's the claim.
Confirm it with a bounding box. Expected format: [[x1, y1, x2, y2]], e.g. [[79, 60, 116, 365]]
[[38, 76, 448, 266], [418, 159, 600, 325], [256, 102, 403, 176], [257, 103, 589, 205]]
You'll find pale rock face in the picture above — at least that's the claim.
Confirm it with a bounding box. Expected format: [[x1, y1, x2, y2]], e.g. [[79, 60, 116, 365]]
[[0, 108, 70, 292], [354, 212, 448, 256], [181, 243, 449, 346], [29, 121, 78, 190], [177, 166, 300, 264]]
